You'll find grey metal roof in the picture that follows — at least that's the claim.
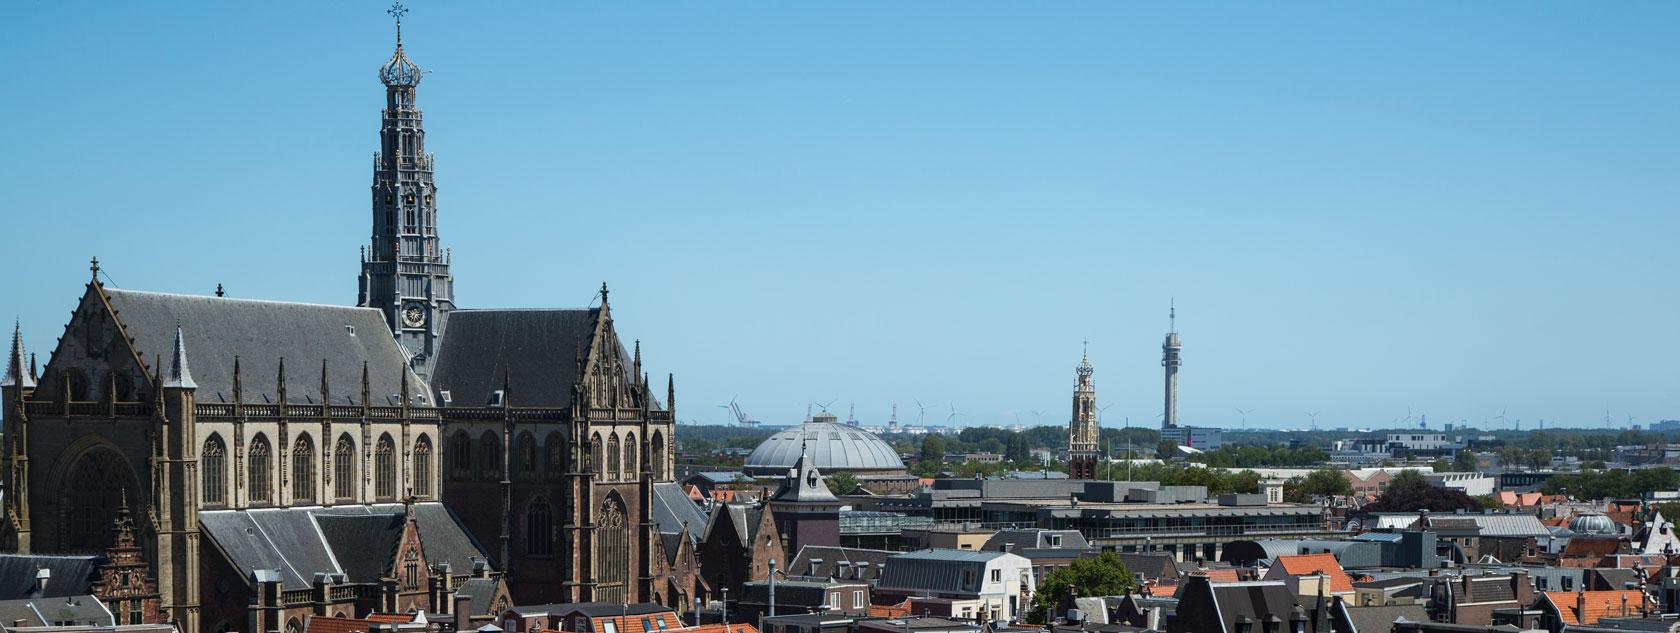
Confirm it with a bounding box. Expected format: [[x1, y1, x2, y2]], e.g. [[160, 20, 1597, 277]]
[[454, 577, 501, 616], [1341, 604, 1428, 633], [745, 422, 905, 475], [790, 545, 894, 582], [91, 288, 420, 405], [199, 502, 490, 591], [876, 550, 1024, 595], [771, 450, 839, 504]]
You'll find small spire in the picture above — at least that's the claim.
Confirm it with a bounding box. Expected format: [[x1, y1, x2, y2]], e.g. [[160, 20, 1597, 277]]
[[600, 282, 609, 306], [276, 358, 288, 405], [89, 256, 100, 281], [215, 283, 225, 298], [3, 320, 34, 389], [400, 363, 410, 407], [231, 355, 242, 403], [319, 359, 331, 406], [361, 361, 371, 408], [29, 352, 37, 382], [164, 325, 197, 389]]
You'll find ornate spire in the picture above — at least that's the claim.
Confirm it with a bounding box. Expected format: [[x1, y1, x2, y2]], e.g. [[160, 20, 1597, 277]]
[[379, 2, 422, 88], [2, 320, 34, 389], [164, 325, 197, 389], [276, 358, 288, 406]]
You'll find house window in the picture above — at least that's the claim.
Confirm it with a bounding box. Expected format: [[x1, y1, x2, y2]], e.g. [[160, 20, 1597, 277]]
[[991, 569, 1001, 582], [963, 570, 976, 588], [1047, 534, 1061, 547], [853, 591, 863, 608], [603, 620, 618, 633], [830, 592, 840, 610], [1563, 577, 1573, 591]]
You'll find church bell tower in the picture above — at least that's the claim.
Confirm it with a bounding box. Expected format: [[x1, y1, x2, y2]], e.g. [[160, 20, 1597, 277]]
[[1067, 346, 1099, 479], [359, 2, 454, 375]]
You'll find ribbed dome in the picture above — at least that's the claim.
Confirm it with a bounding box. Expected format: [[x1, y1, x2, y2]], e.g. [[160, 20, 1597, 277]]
[[744, 422, 906, 476], [1569, 513, 1617, 536], [380, 44, 423, 88]]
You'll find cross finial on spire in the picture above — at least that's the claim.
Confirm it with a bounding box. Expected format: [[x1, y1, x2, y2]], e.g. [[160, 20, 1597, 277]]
[[387, 1, 408, 45], [1082, 338, 1089, 360], [215, 283, 224, 298], [89, 256, 100, 280], [600, 282, 609, 306]]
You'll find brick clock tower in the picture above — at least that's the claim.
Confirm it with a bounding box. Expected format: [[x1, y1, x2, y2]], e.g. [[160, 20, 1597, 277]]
[[1067, 349, 1100, 480], [358, 3, 454, 376]]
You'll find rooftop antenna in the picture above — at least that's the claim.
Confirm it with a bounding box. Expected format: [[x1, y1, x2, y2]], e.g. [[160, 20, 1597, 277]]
[[847, 403, 856, 425], [1169, 298, 1176, 334]]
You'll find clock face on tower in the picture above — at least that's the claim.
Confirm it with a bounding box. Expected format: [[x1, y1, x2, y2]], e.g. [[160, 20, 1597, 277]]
[[402, 303, 427, 328]]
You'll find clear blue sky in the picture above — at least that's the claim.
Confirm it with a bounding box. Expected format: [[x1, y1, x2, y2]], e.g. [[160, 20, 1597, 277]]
[[3, 3, 1677, 431]]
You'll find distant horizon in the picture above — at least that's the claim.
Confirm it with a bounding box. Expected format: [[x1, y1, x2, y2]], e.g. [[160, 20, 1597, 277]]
[[4, 3, 1676, 428]]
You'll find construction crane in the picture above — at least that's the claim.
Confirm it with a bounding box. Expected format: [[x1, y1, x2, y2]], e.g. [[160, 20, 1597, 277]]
[[726, 397, 760, 428]]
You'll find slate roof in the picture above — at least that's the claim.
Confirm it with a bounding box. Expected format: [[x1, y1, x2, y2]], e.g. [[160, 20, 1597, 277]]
[[98, 289, 421, 406], [430, 308, 600, 408], [454, 577, 502, 616], [199, 502, 490, 590], [983, 529, 1090, 553], [1114, 554, 1178, 582], [876, 550, 1025, 595], [790, 546, 895, 582], [0, 595, 111, 627], [1340, 604, 1428, 633], [316, 514, 406, 581], [1204, 581, 1302, 631], [651, 482, 707, 543], [0, 555, 102, 599], [743, 579, 862, 606]]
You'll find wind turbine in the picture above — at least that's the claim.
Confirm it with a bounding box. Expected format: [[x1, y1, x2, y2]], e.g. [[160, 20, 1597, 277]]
[[1493, 406, 1508, 430], [1030, 410, 1045, 427], [1236, 408, 1252, 429], [914, 399, 927, 425], [1305, 411, 1320, 432], [946, 402, 962, 427]]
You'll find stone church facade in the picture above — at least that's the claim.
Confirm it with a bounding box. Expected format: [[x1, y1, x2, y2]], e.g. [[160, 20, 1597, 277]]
[[1, 16, 693, 633]]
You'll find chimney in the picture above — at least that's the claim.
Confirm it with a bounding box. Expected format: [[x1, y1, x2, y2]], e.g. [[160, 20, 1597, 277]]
[[1003, 542, 1016, 554], [1577, 591, 1588, 623], [34, 568, 49, 595]]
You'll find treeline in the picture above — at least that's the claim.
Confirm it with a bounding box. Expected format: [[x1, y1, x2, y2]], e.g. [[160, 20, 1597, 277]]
[[1540, 467, 1679, 500], [1190, 445, 1329, 468]]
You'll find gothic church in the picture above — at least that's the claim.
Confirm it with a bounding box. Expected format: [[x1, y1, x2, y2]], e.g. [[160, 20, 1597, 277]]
[[1, 15, 698, 633]]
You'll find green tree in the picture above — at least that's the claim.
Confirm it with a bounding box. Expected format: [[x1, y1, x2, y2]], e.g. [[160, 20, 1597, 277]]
[[1297, 468, 1354, 498], [920, 434, 946, 467], [1361, 469, 1480, 514], [1006, 434, 1032, 464], [1028, 551, 1135, 623], [825, 472, 861, 495], [1156, 440, 1179, 460], [1452, 450, 1479, 472]]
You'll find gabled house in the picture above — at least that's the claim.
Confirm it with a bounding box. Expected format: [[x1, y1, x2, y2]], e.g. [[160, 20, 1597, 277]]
[[873, 550, 1034, 624], [1429, 572, 1535, 626], [1165, 574, 1331, 633], [1262, 554, 1354, 599], [698, 504, 785, 598]]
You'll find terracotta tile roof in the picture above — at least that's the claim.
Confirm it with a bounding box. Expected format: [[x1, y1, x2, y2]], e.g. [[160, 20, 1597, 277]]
[[1543, 590, 1650, 625], [305, 617, 375, 633], [682, 624, 760, 633], [1203, 568, 1241, 583], [1273, 553, 1354, 593], [871, 599, 913, 618], [365, 614, 411, 624], [1144, 583, 1177, 597], [584, 612, 684, 633]]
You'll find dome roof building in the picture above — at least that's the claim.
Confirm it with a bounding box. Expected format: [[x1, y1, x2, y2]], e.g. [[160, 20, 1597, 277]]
[[744, 414, 907, 477], [1568, 512, 1619, 536]]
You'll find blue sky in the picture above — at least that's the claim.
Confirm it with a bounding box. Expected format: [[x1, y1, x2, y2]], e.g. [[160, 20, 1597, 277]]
[[2, 3, 1677, 431]]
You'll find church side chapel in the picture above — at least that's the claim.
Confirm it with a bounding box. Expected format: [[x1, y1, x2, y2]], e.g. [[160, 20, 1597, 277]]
[[0, 5, 700, 632]]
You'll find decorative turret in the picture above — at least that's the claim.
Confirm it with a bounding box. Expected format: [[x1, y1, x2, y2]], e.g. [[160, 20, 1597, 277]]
[[2, 321, 33, 389], [767, 438, 840, 556]]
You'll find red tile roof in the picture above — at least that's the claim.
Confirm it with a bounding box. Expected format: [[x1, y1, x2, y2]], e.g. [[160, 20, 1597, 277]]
[[1544, 590, 1650, 625], [1273, 554, 1354, 594], [305, 617, 375, 633]]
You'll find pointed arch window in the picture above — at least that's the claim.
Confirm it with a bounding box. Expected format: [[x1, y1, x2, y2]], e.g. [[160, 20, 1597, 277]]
[[517, 432, 537, 478], [478, 431, 501, 480], [404, 550, 422, 589], [450, 431, 471, 479], [527, 496, 554, 557], [203, 435, 227, 506], [413, 435, 432, 498], [623, 432, 638, 480], [651, 431, 667, 481], [376, 434, 396, 500], [606, 433, 621, 482], [292, 434, 316, 504], [595, 495, 630, 602], [590, 433, 604, 480], [334, 435, 356, 501], [545, 432, 565, 481], [249, 434, 273, 505]]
